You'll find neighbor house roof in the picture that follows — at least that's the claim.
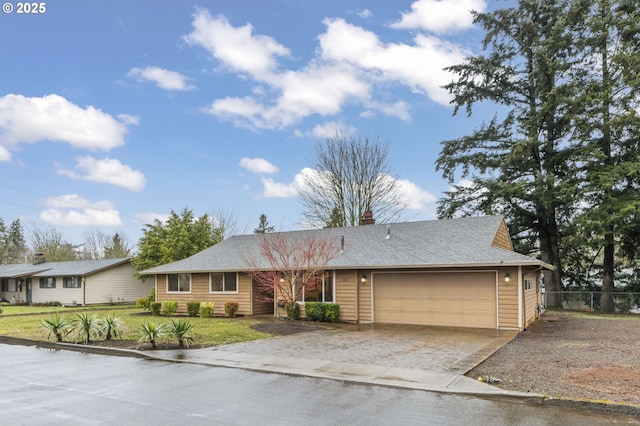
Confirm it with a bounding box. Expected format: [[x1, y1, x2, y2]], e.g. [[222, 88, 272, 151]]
[[0, 258, 131, 278], [142, 216, 552, 274]]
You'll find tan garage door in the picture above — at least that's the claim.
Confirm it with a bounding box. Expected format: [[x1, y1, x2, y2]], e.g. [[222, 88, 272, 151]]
[[373, 272, 497, 328]]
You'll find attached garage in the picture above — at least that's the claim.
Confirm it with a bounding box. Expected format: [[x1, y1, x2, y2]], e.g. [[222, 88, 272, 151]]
[[373, 271, 497, 329]]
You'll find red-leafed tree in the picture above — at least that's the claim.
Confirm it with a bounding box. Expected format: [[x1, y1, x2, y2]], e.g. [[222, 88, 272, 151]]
[[247, 232, 341, 320]]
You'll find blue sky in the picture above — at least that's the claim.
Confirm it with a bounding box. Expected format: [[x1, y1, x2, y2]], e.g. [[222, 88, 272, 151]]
[[0, 0, 498, 247]]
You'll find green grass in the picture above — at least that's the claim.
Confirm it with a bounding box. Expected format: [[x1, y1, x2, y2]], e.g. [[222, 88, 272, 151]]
[[0, 306, 272, 346], [545, 308, 640, 320]]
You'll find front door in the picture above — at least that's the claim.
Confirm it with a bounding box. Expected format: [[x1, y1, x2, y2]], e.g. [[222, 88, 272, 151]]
[[26, 278, 32, 303]]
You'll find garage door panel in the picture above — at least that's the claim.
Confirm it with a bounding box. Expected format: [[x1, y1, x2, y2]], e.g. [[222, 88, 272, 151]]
[[373, 272, 496, 328]]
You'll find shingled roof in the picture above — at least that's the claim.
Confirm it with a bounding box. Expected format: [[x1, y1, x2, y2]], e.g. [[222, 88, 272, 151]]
[[142, 216, 551, 274], [0, 258, 130, 278]]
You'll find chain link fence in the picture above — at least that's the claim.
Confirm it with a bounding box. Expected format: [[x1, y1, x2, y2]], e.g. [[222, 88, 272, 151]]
[[543, 291, 640, 314]]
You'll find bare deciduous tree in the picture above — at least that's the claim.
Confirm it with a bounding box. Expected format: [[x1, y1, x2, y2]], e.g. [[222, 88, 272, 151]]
[[209, 208, 246, 240], [81, 229, 133, 259], [29, 224, 77, 262], [247, 232, 341, 320], [300, 130, 406, 227]]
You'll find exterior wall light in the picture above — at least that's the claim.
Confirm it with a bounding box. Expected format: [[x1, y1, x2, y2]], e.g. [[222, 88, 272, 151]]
[[505, 273, 511, 282], [360, 274, 367, 283]]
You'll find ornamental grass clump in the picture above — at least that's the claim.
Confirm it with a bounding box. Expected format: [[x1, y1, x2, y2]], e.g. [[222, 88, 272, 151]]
[[168, 319, 195, 348], [41, 313, 75, 342], [73, 312, 101, 344], [98, 313, 126, 340], [137, 320, 168, 349]]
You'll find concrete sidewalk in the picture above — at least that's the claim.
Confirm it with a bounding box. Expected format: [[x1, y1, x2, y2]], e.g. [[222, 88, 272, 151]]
[[144, 347, 539, 399]]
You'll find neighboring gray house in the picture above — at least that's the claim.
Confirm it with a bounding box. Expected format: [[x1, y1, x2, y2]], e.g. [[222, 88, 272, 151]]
[[0, 257, 152, 306], [142, 215, 553, 330]]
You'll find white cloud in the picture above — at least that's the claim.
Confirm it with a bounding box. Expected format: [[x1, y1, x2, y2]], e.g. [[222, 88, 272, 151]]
[[134, 212, 170, 225], [127, 66, 196, 91], [188, 8, 475, 130], [356, 9, 373, 19], [319, 18, 468, 105], [261, 177, 299, 198], [41, 194, 122, 226], [395, 178, 437, 210], [0, 94, 132, 161], [311, 121, 357, 139], [184, 10, 289, 77], [260, 168, 312, 198], [57, 156, 146, 191], [117, 114, 140, 125], [390, 0, 486, 34], [206, 63, 369, 130], [239, 157, 279, 174]]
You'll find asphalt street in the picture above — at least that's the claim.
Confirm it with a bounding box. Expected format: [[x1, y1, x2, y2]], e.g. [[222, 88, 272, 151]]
[[0, 344, 637, 425]]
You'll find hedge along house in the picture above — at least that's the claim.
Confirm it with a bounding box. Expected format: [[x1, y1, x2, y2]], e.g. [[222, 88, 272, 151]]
[[0, 257, 153, 306], [142, 215, 552, 330]]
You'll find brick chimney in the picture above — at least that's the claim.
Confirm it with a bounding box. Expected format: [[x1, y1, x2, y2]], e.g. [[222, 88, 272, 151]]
[[33, 253, 46, 265], [360, 210, 376, 225]]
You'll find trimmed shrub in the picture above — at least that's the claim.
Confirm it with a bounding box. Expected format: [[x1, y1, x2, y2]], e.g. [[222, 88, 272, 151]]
[[186, 301, 201, 317], [224, 301, 239, 317], [149, 302, 161, 316], [304, 302, 324, 322], [324, 303, 340, 323], [200, 302, 214, 318], [161, 301, 178, 317], [284, 302, 299, 320], [136, 297, 149, 310], [304, 302, 340, 323]]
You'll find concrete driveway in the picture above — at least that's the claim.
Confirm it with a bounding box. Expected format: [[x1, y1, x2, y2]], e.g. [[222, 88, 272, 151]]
[[210, 323, 518, 374]]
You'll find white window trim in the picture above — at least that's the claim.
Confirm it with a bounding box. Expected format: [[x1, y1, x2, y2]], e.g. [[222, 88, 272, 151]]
[[166, 273, 192, 294], [209, 272, 239, 294], [297, 270, 335, 303]]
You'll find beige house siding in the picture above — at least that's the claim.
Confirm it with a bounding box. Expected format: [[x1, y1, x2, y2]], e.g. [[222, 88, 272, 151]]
[[84, 263, 152, 305], [358, 270, 373, 323], [32, 277, 83, 305], [335, 270, 357, 322], [156, 273, 253, 316], [497, 267, 519, 329], [523, 271, 539, 328], [491, 220, 514, 250]]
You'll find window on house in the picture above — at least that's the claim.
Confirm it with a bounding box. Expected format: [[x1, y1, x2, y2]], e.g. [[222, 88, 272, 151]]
[[524, 279, 532, 290], [39, 277, 56, 288], [63, 276, 81, 288], [167, 273, 191, 293], [296, 271, 333, 303], [210, 272, 238, 293], [1, 278, 16, 292]]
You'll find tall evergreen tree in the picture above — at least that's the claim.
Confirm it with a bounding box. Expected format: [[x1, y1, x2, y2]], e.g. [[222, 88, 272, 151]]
[[436, 0, 584, 304], [254, 214, 275, 234], [571, 0, 640, 309], [131, 208, 219, 277]]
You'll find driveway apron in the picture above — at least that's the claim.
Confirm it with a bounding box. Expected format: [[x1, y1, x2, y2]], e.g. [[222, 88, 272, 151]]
[[202, 323, 517, 374]]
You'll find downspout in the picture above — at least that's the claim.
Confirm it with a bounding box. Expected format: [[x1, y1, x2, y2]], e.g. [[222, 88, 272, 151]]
[[355, 270, 359, 323], [82, 276, 86, 306], [517, 266, 523, 330]]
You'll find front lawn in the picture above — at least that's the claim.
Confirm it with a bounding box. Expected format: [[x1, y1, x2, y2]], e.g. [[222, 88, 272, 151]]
[[0, 305, 272, 347]]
